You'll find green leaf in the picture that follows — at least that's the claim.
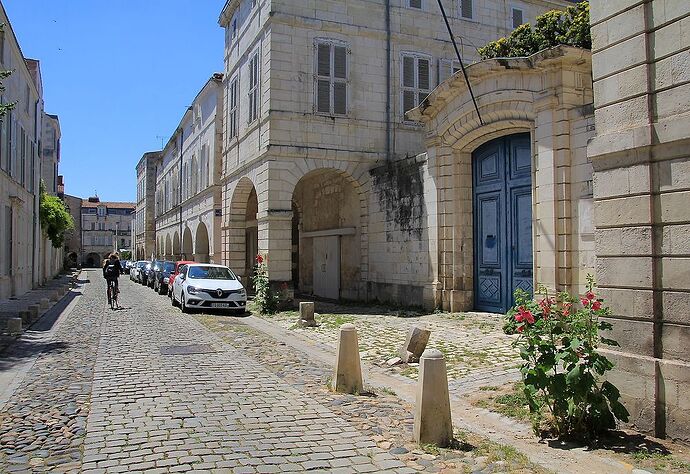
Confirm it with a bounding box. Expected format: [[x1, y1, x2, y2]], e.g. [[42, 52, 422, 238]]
[[610, 399, 630, 423]]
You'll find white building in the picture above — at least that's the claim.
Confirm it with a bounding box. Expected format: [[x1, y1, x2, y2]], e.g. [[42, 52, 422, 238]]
[[80, 197, 135, 267], [0, 5, 44, 299], [38, 112, 63, 282], [218, 0, 572, 300], [154, 74, 224, 263]]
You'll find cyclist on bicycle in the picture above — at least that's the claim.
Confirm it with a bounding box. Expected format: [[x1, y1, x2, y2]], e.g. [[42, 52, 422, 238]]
[[103, 253, 122, 307]]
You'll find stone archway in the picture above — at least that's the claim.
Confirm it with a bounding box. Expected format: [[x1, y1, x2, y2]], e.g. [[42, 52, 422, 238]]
[[165, 234, 172, 260], [226, 177, 258, 287], [195, 222, 210, 263], [291, 168, 366, 301], [86, 252, 101, 268], [182, 227, 193, 261], [173, 232, 181, 259], [408, 45, 595, 311]]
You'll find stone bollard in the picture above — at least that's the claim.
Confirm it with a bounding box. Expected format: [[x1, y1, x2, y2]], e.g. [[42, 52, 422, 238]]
[[7, 317, 22, 335], [414, 348, 453, 447], [399, 324, 431, 363], [332, 323, 363, 394], [299, 301, 317, 327]]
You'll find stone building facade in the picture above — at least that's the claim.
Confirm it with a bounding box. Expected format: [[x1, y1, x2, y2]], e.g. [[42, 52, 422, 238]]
[[154, 74, 223, 264], [134, 151, 160, 260], [588, 1, 690, 442], [80, 198, 134, 267], [217, 0, 571, 294], [0, 5, 45, 299]]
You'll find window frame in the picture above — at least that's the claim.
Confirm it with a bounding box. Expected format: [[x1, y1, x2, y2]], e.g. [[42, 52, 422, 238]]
[[459, 0, 474, 20], [399, 51, 433, 122], [313, 38, 349, 117], [229, 75, 239, 138], [511, 6, 525, 29], [406, 0, 424, 10], [247, 50, 260, 124]]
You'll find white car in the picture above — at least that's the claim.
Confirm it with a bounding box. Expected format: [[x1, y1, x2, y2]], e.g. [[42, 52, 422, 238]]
[[171, 263, 247, 313]]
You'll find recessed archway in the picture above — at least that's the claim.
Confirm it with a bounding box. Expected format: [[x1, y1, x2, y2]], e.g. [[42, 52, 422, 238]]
[[195, 222, 210, 263], [227, 177, 258, 287], [182, 227, 193, 260], [86, 252, 101, 268], [165, 234, 172, 259], [173, 231, 181, 259], [291, 168, 365, 300]]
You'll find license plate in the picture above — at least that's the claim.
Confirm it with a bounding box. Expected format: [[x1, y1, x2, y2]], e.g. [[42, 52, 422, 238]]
[[211, 303, 230, 308]]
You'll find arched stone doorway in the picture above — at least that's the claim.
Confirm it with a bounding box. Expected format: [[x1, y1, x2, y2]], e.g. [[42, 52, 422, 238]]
[[195, 222, 210, 263], [165, 234, 172, 260], [182, 227, 193, 261], [85, 253, 101, 267], [227, 177, 258, 287], [472, 133, 533, 313], [292, 168, 364, 300], [173, 232, 181, 260]]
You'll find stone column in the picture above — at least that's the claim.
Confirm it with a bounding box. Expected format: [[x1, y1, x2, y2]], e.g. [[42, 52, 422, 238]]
[[257, 209, 293, 284]]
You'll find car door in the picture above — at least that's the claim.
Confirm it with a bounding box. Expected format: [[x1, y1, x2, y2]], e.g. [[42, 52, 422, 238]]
[[174, 266, 187, 301]]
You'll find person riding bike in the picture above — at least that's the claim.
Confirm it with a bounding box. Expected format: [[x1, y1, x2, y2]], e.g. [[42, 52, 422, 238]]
[[103, 253, 123, 307]]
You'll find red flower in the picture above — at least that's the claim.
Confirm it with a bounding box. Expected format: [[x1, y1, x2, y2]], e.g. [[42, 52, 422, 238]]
[[586, 291, 596, 301], [256, 255, 264, 264], [517, 325, 524, 333], [517, 306, 535, 324], [539, 299, 551, 314], [581, 297, 590, 307], [591, 300, 602, 311]]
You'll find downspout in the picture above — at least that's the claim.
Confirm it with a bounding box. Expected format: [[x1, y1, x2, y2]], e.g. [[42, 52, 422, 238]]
[[32, 98, 39, 286], [178, 127, 183, 260], [385, 0, 391, 160]]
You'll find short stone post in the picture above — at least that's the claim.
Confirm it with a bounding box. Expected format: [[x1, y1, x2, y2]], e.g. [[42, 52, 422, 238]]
[[299, 301, 317, 327], [7, 317, 22, 335], [399, 324, 431, 363], [332, 323, 363, 394], [414, 348, 453, 447]]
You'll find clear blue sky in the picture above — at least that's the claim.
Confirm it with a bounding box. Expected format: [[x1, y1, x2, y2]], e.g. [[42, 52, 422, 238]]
[[3, 1, 224, 202]]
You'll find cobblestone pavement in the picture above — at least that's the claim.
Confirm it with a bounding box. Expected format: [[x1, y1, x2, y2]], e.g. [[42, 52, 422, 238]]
[[3, 272, 428, 473], [260, 303, 521, 395], [196, 314, 547, 474]]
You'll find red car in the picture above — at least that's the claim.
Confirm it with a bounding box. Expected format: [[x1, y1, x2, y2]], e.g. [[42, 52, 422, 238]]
[[167, 260, 195, 297]]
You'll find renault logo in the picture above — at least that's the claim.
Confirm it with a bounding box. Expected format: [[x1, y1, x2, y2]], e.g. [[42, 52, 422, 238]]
[[216, 289, 223, 297]]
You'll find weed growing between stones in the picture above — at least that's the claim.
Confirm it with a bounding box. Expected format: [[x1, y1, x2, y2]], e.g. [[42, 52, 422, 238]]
[[508, 275, 629, 440]]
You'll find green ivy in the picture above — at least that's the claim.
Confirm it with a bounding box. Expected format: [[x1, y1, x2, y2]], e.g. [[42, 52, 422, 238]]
[[39, 181, 74, 248], [478, 2, 591, 60]]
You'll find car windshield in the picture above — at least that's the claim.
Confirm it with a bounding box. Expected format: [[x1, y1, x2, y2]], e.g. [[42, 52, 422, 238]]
[[163, 262, 175, 272], [187, 266, 236, 280]]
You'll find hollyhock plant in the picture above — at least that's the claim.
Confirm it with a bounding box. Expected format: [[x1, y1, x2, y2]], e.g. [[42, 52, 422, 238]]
[[505, 275, 629, 440], [251, 253, 278, 314]]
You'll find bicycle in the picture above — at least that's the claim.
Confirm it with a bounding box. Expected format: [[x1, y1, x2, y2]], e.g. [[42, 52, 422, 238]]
[[107, 279, 120, 310]]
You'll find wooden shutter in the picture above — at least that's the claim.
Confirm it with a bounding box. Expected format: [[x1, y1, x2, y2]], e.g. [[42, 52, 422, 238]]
[[402, 56, 415, 88], [403, 91, 416, 114], [461, 0, 472, 19], [317, 43, 330, 77], [334, 45, 346, 79], [418, 58, 430, 91], [333, 82, 346, 114], [317, 80, 330, 113]]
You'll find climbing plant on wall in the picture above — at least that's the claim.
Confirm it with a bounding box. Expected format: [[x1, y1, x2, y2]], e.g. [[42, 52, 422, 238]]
[[478, 2, 591, 60], [39, 181, 74, 248]]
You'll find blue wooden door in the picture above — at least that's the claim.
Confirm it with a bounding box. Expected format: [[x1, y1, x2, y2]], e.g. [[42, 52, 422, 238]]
[[473, 134, 532, 313]]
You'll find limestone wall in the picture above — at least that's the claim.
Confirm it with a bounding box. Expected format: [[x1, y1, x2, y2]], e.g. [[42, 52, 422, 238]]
[[588, 0, 690, 441]]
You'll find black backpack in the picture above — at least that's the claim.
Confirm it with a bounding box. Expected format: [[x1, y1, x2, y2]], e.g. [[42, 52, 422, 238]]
[[105, 263, 118, 279]]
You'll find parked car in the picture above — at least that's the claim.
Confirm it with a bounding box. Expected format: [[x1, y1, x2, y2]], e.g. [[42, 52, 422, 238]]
[[167, 260, 195, 297], [130, 260, 146, 281], [171, 263, 246, 314], [153, 260, 176, 295], [146, 260, 163, 288], [134, 261, 150, 285], [120, 260, 130, 274]]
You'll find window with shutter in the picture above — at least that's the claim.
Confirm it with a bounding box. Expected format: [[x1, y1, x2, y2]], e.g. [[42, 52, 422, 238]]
[[408, 0, 422, 9], [314, 39, 348, 116], [229, 77, 238, 138], [400, 52, 432, 119], [512, 8, 524, 28], [461, 0, 473, 19], [248, 51, 260, 123]]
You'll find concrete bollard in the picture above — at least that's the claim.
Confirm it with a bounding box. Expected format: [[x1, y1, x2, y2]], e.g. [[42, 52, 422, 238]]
[[7, 317, 22, 335], [413, 348, 453, 447], [332, 323, 363, 394], [299, 301, 317, 327]]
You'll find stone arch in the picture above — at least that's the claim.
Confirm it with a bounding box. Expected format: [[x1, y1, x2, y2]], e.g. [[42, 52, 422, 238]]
[[195, 222, 210, 263], [182, 227, 193, 260], [226, 176, 258, 286], [173, 231, 181, 258], [86, 252, 101, 268], [290, 166, 369, 301], [409, 46, 594, 310], [165, 234, 172, 259]]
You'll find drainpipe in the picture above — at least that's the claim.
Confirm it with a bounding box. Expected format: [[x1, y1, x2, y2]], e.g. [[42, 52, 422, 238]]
[[178, 127, 183, 260], [385, 0, 391, 160], [32, 98, 39, 287]]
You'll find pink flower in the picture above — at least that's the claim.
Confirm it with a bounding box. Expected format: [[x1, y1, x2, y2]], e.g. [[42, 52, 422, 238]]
[[517, 306, 535, 324], [256, 255, 264, 264], [539, 299, 551, 314], [586, 291, 596, 301], [591, 300, 602, 311], [517, 325, 524, 333], [581, 297, 590, 307]]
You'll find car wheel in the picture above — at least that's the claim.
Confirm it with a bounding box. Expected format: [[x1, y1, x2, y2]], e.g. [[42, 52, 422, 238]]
[[181, 293, 190, 313], [171, 291, 179, 307], [159, 284, 167, 295]]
